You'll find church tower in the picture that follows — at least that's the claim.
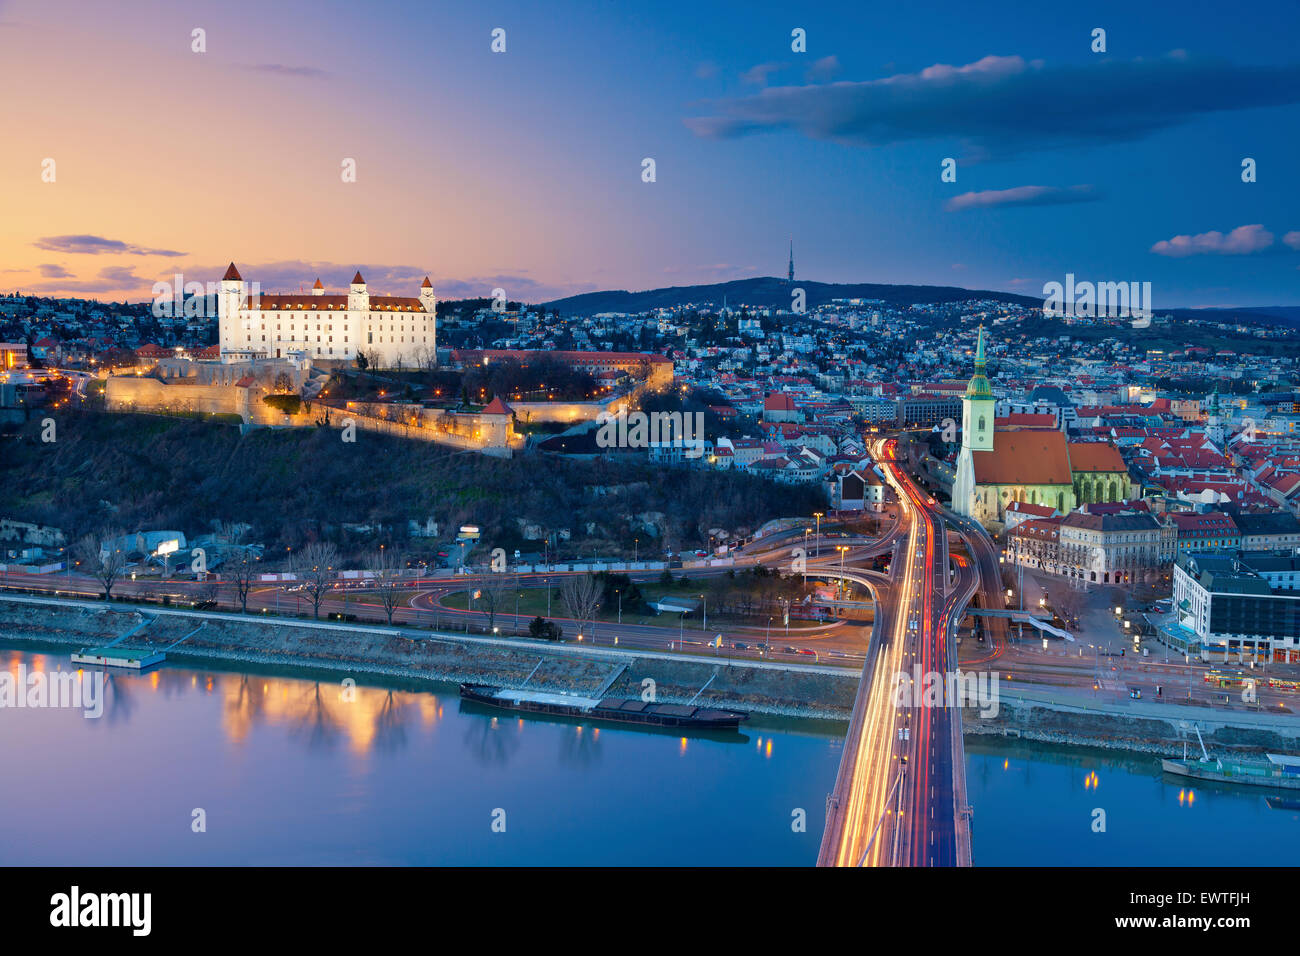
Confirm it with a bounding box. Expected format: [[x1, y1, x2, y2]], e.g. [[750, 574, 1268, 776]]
[[1205, 384, 1225, 448], [952, 325, 995, 517], [961, 325, 995, 453]]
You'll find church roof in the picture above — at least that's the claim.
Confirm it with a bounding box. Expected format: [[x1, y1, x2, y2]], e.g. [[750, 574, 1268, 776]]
[[972, 430, 1072, 486], [1067, 441, 1127, 473]]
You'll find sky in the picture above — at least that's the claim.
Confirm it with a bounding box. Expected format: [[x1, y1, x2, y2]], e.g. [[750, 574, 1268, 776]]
[[3, 0, 1299, 308]]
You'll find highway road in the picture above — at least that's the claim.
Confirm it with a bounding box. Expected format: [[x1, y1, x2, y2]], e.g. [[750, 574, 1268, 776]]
[[818, 438, 972, 867]]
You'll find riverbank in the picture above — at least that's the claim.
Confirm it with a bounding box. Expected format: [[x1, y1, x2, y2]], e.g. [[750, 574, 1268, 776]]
[[963, 685, 1300, 756], [0, 595, 859, 719]]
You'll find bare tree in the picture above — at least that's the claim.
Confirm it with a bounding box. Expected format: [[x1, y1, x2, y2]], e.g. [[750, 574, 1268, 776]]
[[560, 573, 601, 636], [372, 548, 405, 625], [227, 547, 260, 614], [294, 542, 339, 619], [74, 530, 127, 599], [479, 569, 513, 633]]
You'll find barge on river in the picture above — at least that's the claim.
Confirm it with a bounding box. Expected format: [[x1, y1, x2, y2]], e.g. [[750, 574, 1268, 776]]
[[459, 683, 748, 730], [1161, 753, 1300, 790]]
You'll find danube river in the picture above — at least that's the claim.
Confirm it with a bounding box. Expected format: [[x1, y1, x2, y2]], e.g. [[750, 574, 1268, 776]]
[[3, 647, 1298, 865]]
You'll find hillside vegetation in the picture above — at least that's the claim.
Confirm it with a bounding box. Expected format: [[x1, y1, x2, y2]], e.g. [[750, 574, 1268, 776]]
[[0, 412, 825, 560]]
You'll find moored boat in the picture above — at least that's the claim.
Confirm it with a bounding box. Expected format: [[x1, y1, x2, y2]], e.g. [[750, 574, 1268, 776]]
[[459, 683, 748, 729], [1161, 753, 1300, 790]]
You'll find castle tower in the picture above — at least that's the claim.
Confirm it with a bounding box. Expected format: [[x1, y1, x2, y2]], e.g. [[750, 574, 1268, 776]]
[[311, 278, 324, 297], [348, 270, 368, 312], [420, 276, 438, 361], [218, 262, 243, 362]]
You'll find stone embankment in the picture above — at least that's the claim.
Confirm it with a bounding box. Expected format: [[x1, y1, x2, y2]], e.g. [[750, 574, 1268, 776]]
[[0, 596, 858, 719], [963, 686, 1300, 755]]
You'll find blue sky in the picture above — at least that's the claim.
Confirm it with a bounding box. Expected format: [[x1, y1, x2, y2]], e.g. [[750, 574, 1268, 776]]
[[5, 0, 1299, 305]]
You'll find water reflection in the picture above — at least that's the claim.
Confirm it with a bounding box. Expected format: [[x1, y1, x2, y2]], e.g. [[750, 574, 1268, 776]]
[[559, 724, 602, 769], [461, 713, 522, 766], [5, 649, 451, 756]]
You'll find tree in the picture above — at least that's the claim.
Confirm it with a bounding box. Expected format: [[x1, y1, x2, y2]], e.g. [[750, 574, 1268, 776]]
[[528, 616, 563, 641], [74, 530, 127, 599], [372, 548, 405, 625], [226, 546, 260, 613], [560, 573, 601, 635], [293, 542, 339, 619], [479, 570, 513, 632]]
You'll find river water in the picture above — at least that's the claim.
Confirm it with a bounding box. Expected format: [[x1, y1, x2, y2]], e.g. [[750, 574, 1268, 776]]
[[2, 647, 1297, 865]]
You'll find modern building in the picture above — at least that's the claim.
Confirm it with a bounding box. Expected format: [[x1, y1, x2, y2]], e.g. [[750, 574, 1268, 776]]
[[0, 342, 28, 370], [1173, 551, 1300, 662]]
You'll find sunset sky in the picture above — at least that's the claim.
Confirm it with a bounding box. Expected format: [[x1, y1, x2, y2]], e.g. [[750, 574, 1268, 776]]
[[3, 0, 1299, 306]]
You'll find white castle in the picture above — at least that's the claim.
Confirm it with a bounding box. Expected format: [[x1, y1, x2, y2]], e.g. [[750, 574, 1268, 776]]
[[217, 263, 436, 368]]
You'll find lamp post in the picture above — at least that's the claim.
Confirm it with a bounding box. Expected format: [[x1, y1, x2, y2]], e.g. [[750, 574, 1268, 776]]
[[700, 594, 707, 632], [813, 512, 824, 557], [616, 588, 622, 624]]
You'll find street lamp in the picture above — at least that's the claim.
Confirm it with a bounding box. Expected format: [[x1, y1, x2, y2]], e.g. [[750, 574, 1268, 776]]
[[813, 512, 824, 557]]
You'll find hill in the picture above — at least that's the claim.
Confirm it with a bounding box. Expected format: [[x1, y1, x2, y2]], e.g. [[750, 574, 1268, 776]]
[[543, 276, 1044, 315], [0, 412, 825, 561]]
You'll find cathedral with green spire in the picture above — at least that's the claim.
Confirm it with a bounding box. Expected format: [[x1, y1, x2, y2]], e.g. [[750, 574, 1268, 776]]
[[950, 325, 1133, 528]]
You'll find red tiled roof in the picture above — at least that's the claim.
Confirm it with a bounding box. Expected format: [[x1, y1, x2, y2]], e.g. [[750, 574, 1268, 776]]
[[973, 430, 1073, 486], [223, 262, 242, 281], [241, 295, 428, 311], [1067, 442, 1127, 473]]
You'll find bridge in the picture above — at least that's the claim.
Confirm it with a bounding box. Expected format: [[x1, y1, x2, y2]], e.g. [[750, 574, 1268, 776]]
[[817, 438, 974, 866], [965, 608, 1075, 640]]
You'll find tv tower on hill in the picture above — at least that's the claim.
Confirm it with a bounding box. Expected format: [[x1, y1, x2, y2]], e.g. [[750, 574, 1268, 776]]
[[788, 238, 794, 283]]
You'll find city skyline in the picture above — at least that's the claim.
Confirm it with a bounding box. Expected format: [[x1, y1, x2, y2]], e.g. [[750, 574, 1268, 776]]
[[3, 0, 1300, 307]]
